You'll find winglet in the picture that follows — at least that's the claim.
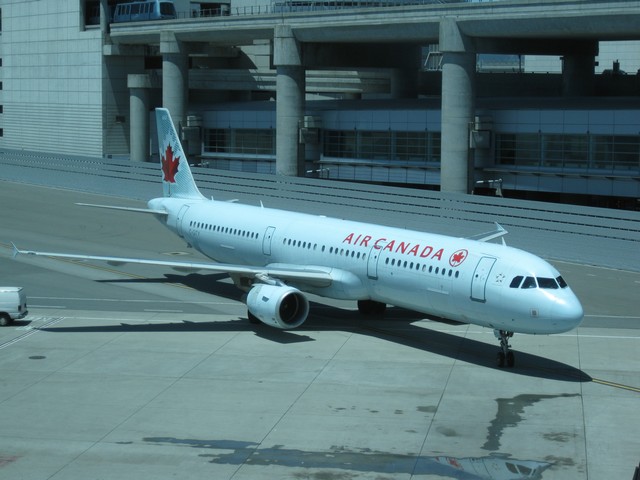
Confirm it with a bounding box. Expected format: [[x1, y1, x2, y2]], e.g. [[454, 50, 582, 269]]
[[11, 243, 37, 258], [469, 222, 509, 243]]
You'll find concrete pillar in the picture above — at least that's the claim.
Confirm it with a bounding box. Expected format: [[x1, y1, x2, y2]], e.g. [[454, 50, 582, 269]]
[[128, 74, 152, 162], [439, 17, 476, 194], [161, 31, 189, 130], [274, 25, 305, 177], [100, 0, 110, 35], [562, 53, 595, 96]]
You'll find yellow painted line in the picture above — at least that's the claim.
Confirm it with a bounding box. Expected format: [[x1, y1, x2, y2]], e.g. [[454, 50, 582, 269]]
[[590, 378, 640, 393]]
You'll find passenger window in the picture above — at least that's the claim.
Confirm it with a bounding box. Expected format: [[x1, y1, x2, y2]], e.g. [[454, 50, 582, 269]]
[[556, 276, 568, 288], [509, 276, 523, 288], [537, 277, 559, 289], [521, 276, 537, 289]]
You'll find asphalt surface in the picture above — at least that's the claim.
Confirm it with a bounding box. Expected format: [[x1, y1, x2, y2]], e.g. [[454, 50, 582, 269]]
[[0, 181, 639, 480]]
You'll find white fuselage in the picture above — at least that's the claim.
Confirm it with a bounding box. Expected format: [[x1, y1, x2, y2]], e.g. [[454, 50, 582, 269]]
[[150, 196, 584, 336]]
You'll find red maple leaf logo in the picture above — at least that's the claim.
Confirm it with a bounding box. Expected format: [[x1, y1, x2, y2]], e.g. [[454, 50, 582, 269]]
[[449, 249, 468, 267], [162, 144, 180, 183]]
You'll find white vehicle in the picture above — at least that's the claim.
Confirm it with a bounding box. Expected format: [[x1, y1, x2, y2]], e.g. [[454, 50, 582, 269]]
[[0, 287, 28, 326], [14, 109, 584, 367]]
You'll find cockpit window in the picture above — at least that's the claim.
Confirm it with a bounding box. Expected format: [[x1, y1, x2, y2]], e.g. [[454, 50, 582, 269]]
[[537, 277, 559, 289], [511, 275, 567, 290]]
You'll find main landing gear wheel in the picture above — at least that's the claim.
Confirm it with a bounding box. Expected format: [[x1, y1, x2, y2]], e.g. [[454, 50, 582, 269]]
[[357, 300, 386, 315], [495, 330, 515, 368]]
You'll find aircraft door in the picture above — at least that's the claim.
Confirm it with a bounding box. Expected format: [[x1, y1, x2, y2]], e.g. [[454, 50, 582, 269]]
[[262, 226, 276, 256], [471, 256, 496, 302], [176, 205, 190, 237], [367, 244, 385, 280]]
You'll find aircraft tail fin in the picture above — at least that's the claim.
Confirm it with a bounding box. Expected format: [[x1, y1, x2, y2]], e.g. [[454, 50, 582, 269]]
[[155, 108, 205, 200]]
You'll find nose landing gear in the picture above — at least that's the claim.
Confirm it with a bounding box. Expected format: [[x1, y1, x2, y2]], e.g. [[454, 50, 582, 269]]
[[494, 330, 515, 368]]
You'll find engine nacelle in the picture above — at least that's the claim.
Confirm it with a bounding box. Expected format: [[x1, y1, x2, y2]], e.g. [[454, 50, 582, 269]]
[[246, 284, 309, 329]]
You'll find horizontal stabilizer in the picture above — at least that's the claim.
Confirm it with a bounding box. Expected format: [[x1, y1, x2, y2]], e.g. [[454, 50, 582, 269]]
[[468, 222, 508, 243]]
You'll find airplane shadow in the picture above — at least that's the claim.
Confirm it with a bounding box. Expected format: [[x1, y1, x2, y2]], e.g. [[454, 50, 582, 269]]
[[46, 272, 591, 383]]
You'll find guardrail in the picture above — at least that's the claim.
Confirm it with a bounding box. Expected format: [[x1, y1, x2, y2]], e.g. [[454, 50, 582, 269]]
[[182, 0, 469, 18], [166, 0, 640, 19], [1, 149, 638, 271]]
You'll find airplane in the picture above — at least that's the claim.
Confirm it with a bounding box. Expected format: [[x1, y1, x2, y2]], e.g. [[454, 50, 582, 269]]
[[13, 108, 584, 368]]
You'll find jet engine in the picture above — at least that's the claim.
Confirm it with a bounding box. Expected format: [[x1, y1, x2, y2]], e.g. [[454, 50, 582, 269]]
[[246, 284, 310, 329]]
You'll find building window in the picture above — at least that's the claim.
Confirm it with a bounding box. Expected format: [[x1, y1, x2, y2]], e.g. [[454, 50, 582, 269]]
[[203, 129, 275, 155], [323, 130, 440, 164], [82, 1, 101, 28], [592, 135, 640, 170], [496, 133, 540, 166], [359, 131, 391, 160], [324, 130, 356, 158], [497, 132, 640, 171], [395, 131, 426, 162], [542, 134, 588, 168]]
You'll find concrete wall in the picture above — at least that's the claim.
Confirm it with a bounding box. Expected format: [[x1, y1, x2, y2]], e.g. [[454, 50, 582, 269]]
[[0, 0, 105, 157]]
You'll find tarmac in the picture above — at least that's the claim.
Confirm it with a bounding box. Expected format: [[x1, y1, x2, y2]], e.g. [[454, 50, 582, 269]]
[[0, 180, 639, 480]]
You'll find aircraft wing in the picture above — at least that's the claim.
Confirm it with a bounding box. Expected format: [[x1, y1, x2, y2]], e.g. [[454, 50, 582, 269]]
[[12, 244, 333, 287], [75, 203, 169, 216]]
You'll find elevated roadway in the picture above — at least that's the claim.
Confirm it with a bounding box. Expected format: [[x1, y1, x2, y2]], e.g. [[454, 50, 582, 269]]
[[110, 0, 640, 45], [106, 0, 640, 193]]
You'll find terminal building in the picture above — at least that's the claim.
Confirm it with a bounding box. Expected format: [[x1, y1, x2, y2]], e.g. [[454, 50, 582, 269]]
[[0, 0, 638, 208]]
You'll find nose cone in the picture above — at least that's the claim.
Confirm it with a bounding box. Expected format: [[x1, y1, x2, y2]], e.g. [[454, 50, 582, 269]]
[[552, 293, 584, 333]]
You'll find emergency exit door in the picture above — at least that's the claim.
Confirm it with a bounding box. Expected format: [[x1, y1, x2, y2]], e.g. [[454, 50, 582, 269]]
[[471, 256, 496, 302]]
